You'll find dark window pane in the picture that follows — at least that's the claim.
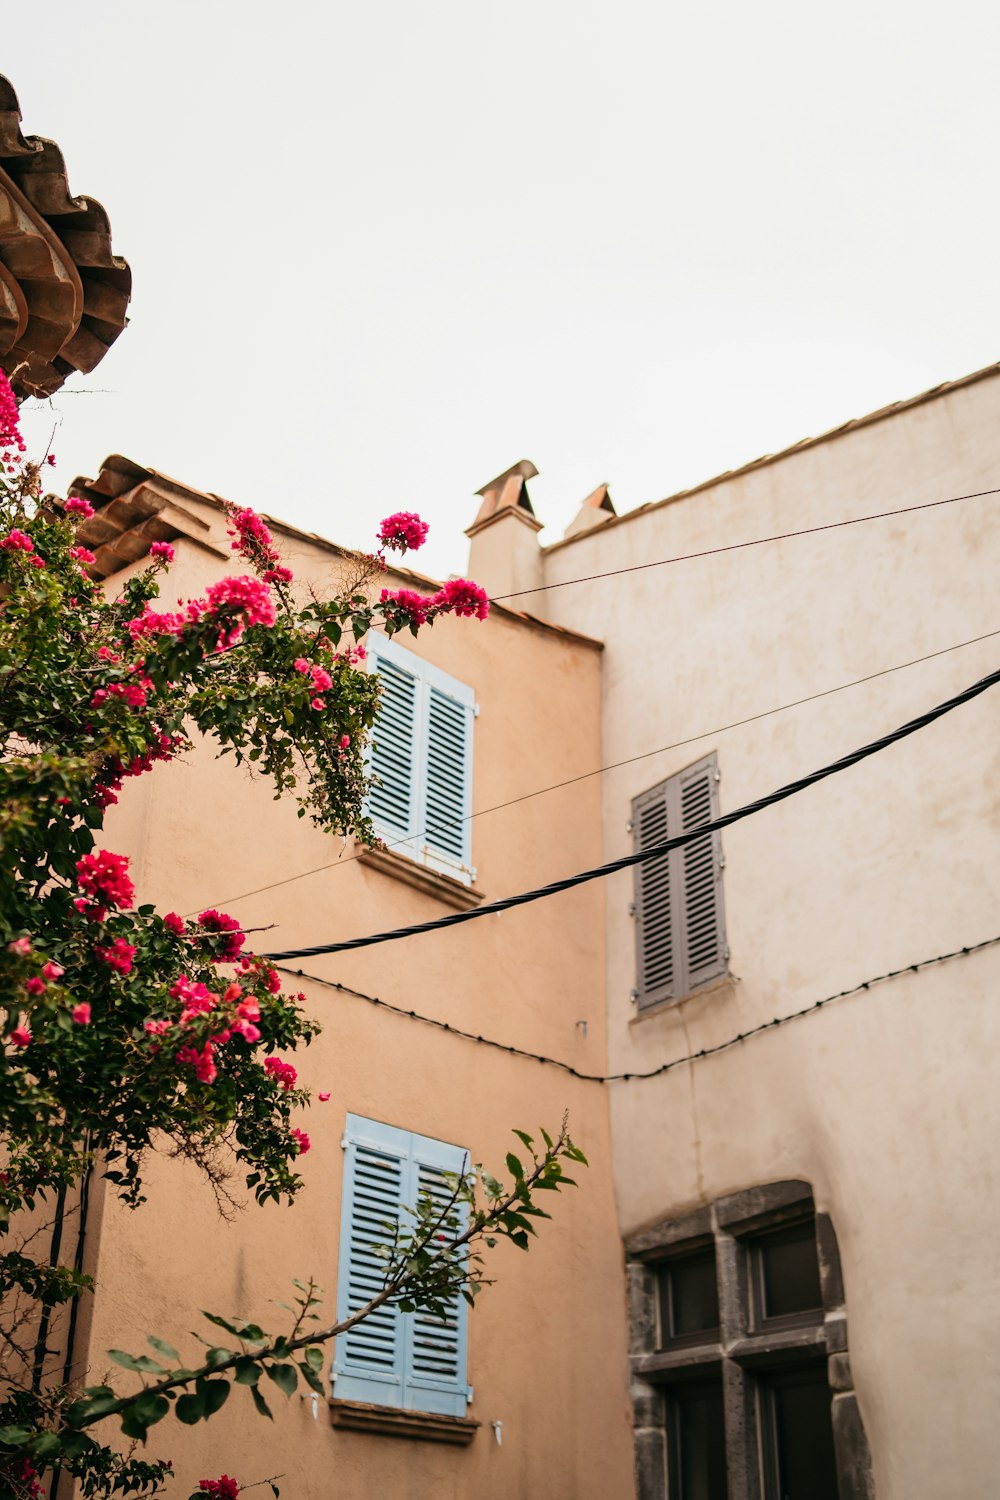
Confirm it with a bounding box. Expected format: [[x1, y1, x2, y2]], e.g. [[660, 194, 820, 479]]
[[673, 1382, 728, 1500], [756, 1219, 822, 1320], [766, 1368, 838, 1500], [657, 1249, 720, 1342]]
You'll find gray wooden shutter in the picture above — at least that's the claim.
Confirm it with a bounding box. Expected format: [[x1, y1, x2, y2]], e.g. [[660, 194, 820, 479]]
[[632, 752, 727, 1007], [367, 649, 420, 841], [632, 779, 679, 1009], [678, 754, 728, 991]]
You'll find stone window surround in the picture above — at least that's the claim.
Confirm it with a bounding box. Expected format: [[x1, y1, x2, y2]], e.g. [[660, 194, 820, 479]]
[[625, 1179, 875, 1500]]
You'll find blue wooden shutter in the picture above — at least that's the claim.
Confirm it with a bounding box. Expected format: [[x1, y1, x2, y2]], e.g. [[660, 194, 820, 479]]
[[402, 1132, 471, 1417], [333, 1116, 406, 1406], [334, 1116, 471, 1416], [421, 660, 474, 875], [367, 642, 420, 843]]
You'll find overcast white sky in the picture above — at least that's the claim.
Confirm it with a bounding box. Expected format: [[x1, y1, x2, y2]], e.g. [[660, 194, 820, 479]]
[[6, 2, 1000, 580]]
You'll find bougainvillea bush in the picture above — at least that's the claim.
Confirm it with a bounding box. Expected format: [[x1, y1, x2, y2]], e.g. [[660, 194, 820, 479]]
[[0, 383, 583, 1498]]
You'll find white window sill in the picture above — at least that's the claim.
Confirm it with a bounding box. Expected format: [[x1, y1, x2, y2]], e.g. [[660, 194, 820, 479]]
[[356, 842, 485, 912], [629, 972, 739, 1026]]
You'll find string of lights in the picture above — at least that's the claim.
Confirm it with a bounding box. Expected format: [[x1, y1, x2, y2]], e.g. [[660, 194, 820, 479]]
[[262, 662, 1000, 960], [196, 625, 1000, 915], [492, 484, 1000, 601], [275, 935, 1000, 1085]]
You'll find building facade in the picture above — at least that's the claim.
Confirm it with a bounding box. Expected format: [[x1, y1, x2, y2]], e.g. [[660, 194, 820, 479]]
[[63, 458, 634, 1499], [466, 363, 1000, 1500]]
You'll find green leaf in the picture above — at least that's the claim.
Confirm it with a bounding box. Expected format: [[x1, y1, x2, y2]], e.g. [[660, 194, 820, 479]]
[[109, 1348, 165, 1373], [299, 1361, 325, 1396], [265, 1362, 298, 1397], [505, 1152, 524, 1181], [205, 1345, 233, 1369], [303, 1346, 324, 1372], [250, 1384, 274, 1419], [147, 1333, 181, 1362], [29, 1431, 63, 1460], [197, 1378, 231, 1416], [175, 1392, 204, 1425], [202, 1312, 241, 1335], [0, 1425, 32, 1446], [234, 1357, 261, 1386], [513, 1129, 534, 1150]]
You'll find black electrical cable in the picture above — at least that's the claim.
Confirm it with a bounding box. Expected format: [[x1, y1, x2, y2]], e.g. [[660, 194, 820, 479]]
[[201, 626, 1000, 915], [492, 484, 1000, 601], [262, 662, 1000, 960], [275, 935, 1000, 1084]]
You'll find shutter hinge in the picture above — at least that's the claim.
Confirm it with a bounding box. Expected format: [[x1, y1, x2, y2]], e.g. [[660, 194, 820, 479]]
[[714, 768, 721, 782], [630, 988, 640, 1004], [724, 945, 730, 961], [718, 854, 726, 869], [626, 819, 635, 834], [340, 1135, 349, 1150], [473, 702, 480, 718], [627, 902, 637, 918]]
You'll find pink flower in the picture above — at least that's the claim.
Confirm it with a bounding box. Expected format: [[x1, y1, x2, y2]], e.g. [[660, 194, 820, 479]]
[[318, 1091, 331, 1102], [150, 541, 175, 562], [10, 1027, 31, 1048], [205, 574, 277, 645], [198, 1477, 240, 1499], [8, 937, 32, 956], [164, 912, 186, 935], [231, 1018, 261, 1043], [29, 555, 46, 569], [69, 546, 97, 565], [0, 528, 34, 553], [0, 369, 25, 453], [377, 512, 429, 552], [42, 961, 64, 981], [263, 565, 293, 585], [76, 850, 135, 911], [291, 1128, 311, 1155], [264, 1055, 298, 1091], [293, 658, 310, 674], [177, 1042, 217, 1085], [310, 665, 332, 692], [72, 1003, 91, 1025], [310, 696, 327, 711], [25, 977, 46, 996], [144, 1018, 172, 1036], [432, 577, 490, 620], [339, 734, 350, 749], [94, 938, 137, 974], [264, 968, 281, 994], [124, 607, 187, 641], [237, 996, 261, 1020], [65, 496, 95, 519], [379, 586, 431, 628], [45, 453, 56, 466], [197, 909, 245, 961]]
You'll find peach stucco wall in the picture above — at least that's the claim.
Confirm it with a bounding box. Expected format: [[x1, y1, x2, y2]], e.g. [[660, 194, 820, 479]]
[[79, 507, 634, 1498], [530, 370, 1000, 1498]]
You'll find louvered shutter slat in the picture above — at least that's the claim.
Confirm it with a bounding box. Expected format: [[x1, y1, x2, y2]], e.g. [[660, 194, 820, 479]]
[[403, 1154, 469, 1413]]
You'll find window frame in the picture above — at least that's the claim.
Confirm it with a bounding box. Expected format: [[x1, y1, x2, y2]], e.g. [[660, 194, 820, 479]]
[[625, 1183, 876, 1500], [366, 633, 476, 886]]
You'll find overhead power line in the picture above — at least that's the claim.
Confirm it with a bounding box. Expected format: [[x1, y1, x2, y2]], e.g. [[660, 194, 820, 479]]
[[493, 484, 1000, 601], [198, 626, 1000, 914], [276, 935, 1000, 1084], [262, 662, 1000, 960]]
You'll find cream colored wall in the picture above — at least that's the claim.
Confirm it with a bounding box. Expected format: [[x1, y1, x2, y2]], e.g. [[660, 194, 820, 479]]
[[82, 517, 634, 1498], [532, 372, 1000, 1499]]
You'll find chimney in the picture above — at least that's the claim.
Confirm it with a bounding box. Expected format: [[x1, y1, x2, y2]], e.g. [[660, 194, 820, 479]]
[[465, 459, 543, 600], [563, 483, 615, 540]]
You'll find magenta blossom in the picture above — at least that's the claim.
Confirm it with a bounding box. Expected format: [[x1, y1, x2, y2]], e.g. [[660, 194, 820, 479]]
[[378, 511, 429, 552], [433, 577, 490, 620]]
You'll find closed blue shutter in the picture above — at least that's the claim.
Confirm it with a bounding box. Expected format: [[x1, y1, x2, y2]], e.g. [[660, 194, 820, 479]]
[[334, 1115, 472, 1416], [367, 637, 475, 882], [366, 647, 420, 843]]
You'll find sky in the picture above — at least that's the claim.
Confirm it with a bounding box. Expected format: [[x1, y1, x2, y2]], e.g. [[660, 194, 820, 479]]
[[6, 1, 1000, 581]]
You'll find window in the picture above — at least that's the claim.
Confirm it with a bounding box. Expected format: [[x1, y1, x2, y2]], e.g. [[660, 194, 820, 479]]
[[626, 1183, 875, 1500], [333, 1113, 472, 1419], [631, 752, 727, 1009], [366, 634, 475, 884]]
